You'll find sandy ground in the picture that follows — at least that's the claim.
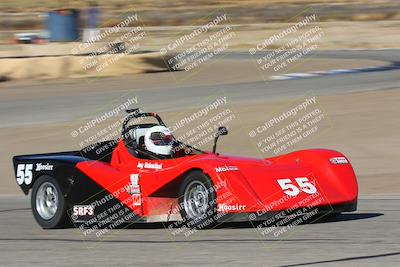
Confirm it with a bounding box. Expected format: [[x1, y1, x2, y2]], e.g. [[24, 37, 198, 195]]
[[1, 87, 399, 195], [0, 54, 387, 81], [0, 52, 174, 80]]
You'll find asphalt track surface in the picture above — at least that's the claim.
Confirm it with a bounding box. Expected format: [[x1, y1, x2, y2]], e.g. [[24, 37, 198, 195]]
[[0, 195, 399, 266], [0, 50, 399, 127], [1, 50, 400, 266]]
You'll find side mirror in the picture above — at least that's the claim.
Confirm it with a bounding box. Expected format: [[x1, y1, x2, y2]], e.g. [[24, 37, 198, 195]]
[[213, 126, 228, 153], [218, 126, 228, 136]]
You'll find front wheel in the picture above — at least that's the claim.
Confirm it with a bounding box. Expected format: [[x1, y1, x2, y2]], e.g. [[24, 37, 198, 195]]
[[31, 175, 68, 229], [178, 171, 217, 229]]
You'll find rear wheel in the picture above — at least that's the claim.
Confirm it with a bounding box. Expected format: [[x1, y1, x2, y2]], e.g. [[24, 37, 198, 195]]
[[178, 171, 217, 229], [31, 175, 68, 229]]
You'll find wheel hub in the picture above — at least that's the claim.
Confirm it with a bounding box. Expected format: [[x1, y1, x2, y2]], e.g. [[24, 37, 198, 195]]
[[36, 182, 58, 220], [183, 181, 209, 220]]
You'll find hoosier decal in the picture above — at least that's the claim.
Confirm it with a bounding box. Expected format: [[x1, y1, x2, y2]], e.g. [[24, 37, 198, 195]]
[[35, 163, 54, 171]]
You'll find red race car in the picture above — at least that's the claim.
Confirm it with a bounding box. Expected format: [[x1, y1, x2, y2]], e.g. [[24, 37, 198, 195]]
[[13, 109, 358, 229]]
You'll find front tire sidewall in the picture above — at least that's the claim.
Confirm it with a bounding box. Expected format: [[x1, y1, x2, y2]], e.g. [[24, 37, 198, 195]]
[[31, 175, 67, 229], [178, 171, 217, 229]]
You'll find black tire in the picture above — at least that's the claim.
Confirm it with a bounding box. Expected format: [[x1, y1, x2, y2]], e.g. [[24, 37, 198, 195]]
[[31, 175, 68, 229], [178, 170, 217, 229]]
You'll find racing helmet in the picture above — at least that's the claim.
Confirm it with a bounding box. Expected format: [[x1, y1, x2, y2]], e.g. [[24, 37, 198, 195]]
[[144, 126, 175, 156]]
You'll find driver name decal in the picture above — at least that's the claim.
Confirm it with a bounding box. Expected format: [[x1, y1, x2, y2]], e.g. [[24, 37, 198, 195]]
[[137, 162, 163, 170]]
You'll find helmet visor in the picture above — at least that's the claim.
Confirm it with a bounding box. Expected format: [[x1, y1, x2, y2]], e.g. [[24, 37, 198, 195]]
[[150, 132, 175, 146]]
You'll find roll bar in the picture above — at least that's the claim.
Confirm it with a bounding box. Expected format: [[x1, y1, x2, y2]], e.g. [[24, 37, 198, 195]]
[[121, 108, 166, 137]]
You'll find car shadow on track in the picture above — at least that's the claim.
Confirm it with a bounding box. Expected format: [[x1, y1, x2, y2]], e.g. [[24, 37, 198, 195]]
[[216, 212, 383, 229], [8, 213, 381, 245], [65, 212, 383, 230], [117, 212, 383, 230], [214, 212, 383, 229], [311, 212, 384, 223]]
